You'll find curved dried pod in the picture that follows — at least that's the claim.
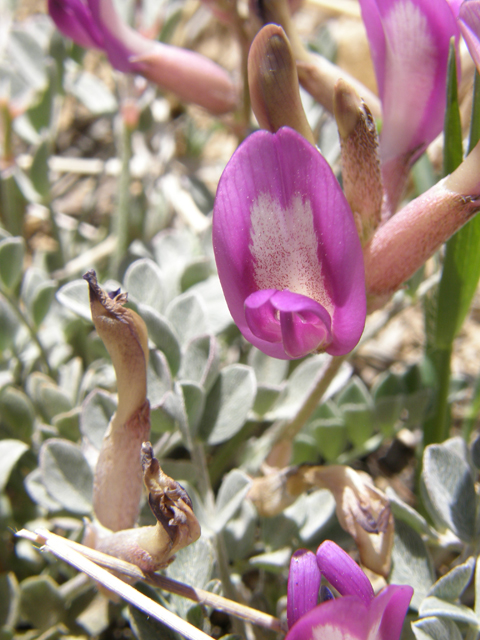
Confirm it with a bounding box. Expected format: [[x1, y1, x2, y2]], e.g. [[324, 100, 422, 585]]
[[83, 270, 150, 531], [86, 443, 201, 574]]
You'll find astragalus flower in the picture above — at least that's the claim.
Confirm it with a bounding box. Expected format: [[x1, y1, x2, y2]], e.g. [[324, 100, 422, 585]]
[[212, 126, 366, 360], [286, 541, 413, 640], [48, 0, 237, 114], [359, 0, 458, 212]]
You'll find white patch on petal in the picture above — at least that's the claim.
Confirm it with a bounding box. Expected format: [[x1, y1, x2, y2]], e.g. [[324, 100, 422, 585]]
[[249, 192, 333, 314], [366, 617, 381, 640], [381, 0, 437, 160], [312, 624, 362, 640]]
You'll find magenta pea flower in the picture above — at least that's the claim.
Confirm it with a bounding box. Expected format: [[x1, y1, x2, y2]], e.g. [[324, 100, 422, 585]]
[[358, 0, 458, 212], [212, 126, 366, 360], [48, 0, 237, 114], [286, 541, 413, 640]]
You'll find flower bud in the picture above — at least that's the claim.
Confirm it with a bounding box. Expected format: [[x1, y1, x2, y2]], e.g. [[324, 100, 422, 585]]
[[248, 25, 315, 145]]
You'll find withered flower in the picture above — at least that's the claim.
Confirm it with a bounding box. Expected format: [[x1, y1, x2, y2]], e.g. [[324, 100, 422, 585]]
[[248, 464, 393, 577], [86, 443, 201, 574]]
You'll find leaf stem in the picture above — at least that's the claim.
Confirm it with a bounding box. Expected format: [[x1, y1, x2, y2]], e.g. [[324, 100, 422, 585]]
[[0, 288, 55, 379], [0, 101, 13, 166], [422, 346, 453, 447], [190, 442, 245, 635]]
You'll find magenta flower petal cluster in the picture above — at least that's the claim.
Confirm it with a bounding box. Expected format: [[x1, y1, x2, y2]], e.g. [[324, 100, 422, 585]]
[[359, 0, 458, 167], [212, 126, 366, 360], [286, 541, 413, 640], [48, 0, 237, 114]]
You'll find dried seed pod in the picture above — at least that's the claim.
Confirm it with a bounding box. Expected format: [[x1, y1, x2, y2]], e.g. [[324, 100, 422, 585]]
[[84, 270, 150, 531]]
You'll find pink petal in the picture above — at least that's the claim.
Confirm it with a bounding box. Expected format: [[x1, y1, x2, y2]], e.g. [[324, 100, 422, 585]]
[[447, 0, 463, 15], [368, 585, 413, 640], [287, 549, 321, 629], [459, 1, 480, 71], [285, 596, 369, 640], [212, 127, 366, 360], [316, 541, 375, 606]]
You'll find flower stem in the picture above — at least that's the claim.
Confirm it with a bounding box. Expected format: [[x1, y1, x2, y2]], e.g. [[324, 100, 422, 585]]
[[281, 355, 347, 443], [250, 355, 347, 470], [18, 529, 213, 640], [110, 118, 133, 278]]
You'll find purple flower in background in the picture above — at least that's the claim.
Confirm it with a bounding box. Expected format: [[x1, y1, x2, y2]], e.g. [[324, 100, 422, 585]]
[[359, 0, 458, 211], [49, 0, 104, 49], [212, 126, 366, 360], [48, 0, 237, 114], [286, 541, 413, 640], [454, 1, 480, 71]]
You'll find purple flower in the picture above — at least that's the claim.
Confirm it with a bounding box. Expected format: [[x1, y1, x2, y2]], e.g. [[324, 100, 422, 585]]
[[358, 0, 458, 211], [48, 0, 237, 114], [212, 126, 366, 360], [286, 541, 413, 640], [455, 1, 480, 71]]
